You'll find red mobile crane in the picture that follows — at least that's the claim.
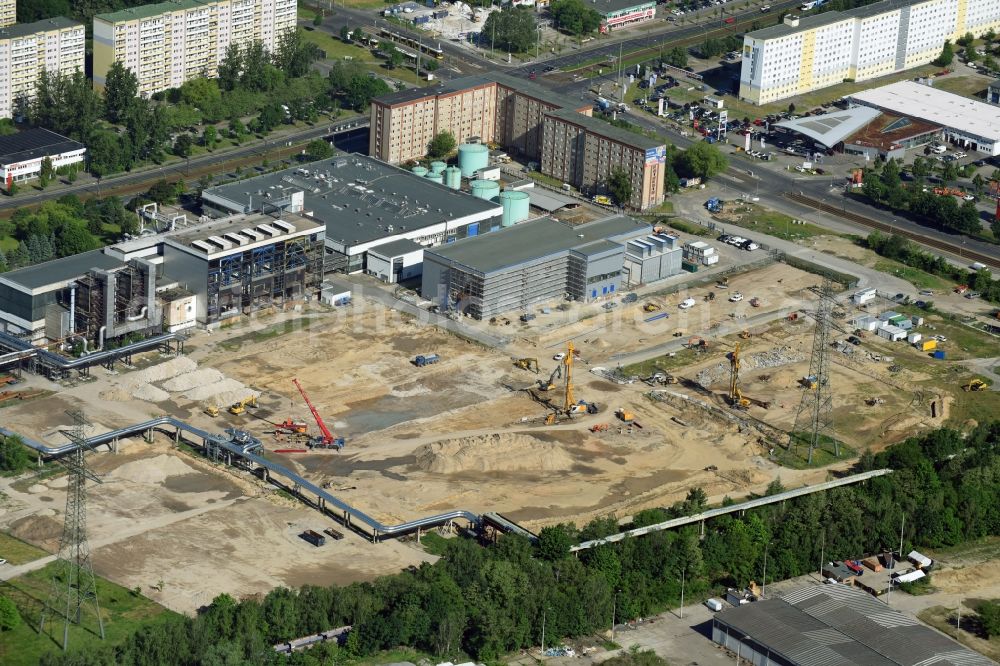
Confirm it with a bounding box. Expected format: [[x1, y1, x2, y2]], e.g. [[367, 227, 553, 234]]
[[292, 378, 345, 450]]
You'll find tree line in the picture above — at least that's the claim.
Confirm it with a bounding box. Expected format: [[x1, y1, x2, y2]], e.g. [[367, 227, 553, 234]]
[[25, 420, 1000, 665]]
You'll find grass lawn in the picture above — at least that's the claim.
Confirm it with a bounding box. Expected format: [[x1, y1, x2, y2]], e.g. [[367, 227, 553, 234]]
[[715, 202, 838, 242], [0, 236, 17, 253], [527, 170, 568, 189], [930, 74, 991, 99], [776, 435, 855, 470], [419, 531, 450, 556], [0, 532, 48, 565], [918, 605, 1000, 662], [873, 259, 951, 291], [664, 219, 713, 237], [0, 562, 180, 666], [621, 346, 702, 377], [947, 386, 1000, 426], [300, 28, 426, 86]]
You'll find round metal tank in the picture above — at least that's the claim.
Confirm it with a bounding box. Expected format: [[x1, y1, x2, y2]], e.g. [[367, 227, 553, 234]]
[[426, 172, 444, 184], [470, 179, 500, 202], [500, 190, 530, 227], [411, 165, 428, 177], [458, 143, 489, 178], [444, 166, 462, 189], [430, 160, 447, 175]]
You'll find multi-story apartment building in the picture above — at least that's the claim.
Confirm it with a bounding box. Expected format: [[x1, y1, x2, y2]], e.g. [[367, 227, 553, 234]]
[[369, 73, 666, 209], [0, 0, 15, 28], [0, 17, 85, 120], [93, 0, 297, 97], [542, 110, 665, 210], [739, 0, 1000, 105]]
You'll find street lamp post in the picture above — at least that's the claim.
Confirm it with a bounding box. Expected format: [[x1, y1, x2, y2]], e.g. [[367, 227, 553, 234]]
[[762, 541, 770, 598], [611, 589, 619, 642], [541, 607, 547, 654]]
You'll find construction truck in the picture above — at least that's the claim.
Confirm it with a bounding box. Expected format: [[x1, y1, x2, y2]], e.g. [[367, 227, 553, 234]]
[[228, 396, 258, 415], [414, 354, 440, 367], [963, 378, 988, 392], [643, 302, 662, 312], [615, 408, 635, 423], [204, 405, 220, 417], [275, 419, 309, 434], [293, 378, 345, 450], [514, 358, 540, 373]]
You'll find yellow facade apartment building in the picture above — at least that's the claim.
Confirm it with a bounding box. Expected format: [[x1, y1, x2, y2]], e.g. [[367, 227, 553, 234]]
[[0, 0, 15, 28], [93, 0, 297, 97], [739, 0, 1000, 105], [0, 17, 85, 120]]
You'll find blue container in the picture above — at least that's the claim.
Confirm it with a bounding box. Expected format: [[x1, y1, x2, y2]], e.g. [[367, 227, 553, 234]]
[[644, 313, 669, 323], [932, 350, 945, 360]]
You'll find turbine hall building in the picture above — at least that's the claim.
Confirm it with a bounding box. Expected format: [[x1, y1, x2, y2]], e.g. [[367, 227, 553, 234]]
[[712, 583, 996, 666]]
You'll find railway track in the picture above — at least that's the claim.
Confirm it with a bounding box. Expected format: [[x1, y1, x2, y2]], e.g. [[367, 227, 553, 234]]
[[784, 192, 1000, 270]]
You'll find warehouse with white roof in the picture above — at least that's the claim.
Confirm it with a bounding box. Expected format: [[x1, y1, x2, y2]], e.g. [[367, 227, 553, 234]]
[[850, 80, 1000, 155]]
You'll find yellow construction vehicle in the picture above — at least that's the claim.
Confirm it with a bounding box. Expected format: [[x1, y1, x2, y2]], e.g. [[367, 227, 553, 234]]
[[963, 378, 988, 392], [739, 330, 751, 339], [514, 358, 540, 373], [729, 344, 751, 410], [204, 405, 220, 417], [643, 302, 662, 312], [615, 408, 635, 423], [228, 396, 259, 415], [539, 364, 562, 390]]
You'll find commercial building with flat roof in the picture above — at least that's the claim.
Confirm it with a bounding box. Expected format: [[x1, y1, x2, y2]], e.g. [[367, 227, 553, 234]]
[[714, 584, 996, 666], [773, 106, 941, 159], [201, 153, 502, 275], [421, 215, 658, 318], [591, 0, 656, 33], [739, 0, 1000, 105], [93, 0, 297, 96], [0, 128, 86, 190], [0, 17, 85, 121], [850, 80, 1000, 155], [370, 73, 666, 210]]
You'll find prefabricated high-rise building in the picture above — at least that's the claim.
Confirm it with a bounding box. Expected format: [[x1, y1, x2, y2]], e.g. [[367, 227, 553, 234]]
[[0, 17, 85, 120]]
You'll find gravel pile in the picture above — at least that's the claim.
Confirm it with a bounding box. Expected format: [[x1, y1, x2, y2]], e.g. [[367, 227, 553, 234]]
[[696, 346, 806, 387], [161, 369, 224, 392], [129, 357, 197, 384]]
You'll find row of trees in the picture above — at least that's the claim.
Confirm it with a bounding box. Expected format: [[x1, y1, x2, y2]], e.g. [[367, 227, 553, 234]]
[[32, 420, 1000, 666], [481, 7, 539, 53], [549, 0, 603, 37], [858, 157, 983, 237], [865, 231, 1000, 304]]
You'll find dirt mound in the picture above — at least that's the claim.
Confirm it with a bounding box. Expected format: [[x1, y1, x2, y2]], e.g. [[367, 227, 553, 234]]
[[130, 357, 197, 384], [109, 454, 196, 484], [161, 369, 224, 392], [10, 513, 61, 545], [183, 379, 253, 402], [133, 384, 170, 401], [415, 433, 573, 474]]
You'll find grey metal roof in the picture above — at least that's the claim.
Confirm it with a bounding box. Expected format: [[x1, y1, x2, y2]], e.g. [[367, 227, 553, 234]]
[[547, 108, 665, 151], [588, 0, 655, 15], [715, 585, 997, 666], [775, 107, 882, 148], [0, 16, 82, 40], [0, 128, 85, 167], [202, 153, 501, 249], [426, 215, 647, 274], [374, 72, 586, 113], [746, 0, 919, 40], [0, 249, 124, 293], [368, 237, 423, 257], [572, 239, 624, 257], [527, 188, 578, 212]]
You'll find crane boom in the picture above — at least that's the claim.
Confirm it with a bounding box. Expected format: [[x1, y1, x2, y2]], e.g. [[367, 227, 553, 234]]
[[293, 378, 343, 448]]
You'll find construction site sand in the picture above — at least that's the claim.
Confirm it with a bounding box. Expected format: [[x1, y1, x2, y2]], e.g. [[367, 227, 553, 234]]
[[160, 368, 224, 392], [109, 454, 197, 485], [182, 379, 255, 403], [415, 433, 574, 474], [130, 357, 197, 384]]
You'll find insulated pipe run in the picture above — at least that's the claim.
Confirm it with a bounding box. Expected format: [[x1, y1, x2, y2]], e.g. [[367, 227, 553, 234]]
[[126, 307, 148, 322]]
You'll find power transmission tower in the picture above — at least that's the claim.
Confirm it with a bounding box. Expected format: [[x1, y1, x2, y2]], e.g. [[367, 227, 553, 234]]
[[790, 277, 838, 465], [40, 409, 105, 651]]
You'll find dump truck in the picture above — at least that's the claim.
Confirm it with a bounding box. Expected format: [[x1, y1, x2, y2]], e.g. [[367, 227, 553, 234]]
[[963, 379, 988, 392], [414, 354, 440, 367], [204, 405, 220, 417]]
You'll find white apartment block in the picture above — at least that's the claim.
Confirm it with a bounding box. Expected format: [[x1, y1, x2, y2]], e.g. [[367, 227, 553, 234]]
[[0, 18, 85, 120], [0, 0, 15, 28], [740, 0, 1000, 105], [93, 0, 297, 97]]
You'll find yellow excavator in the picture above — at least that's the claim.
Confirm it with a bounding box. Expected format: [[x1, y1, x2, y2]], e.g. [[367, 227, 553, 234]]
[[643, 302, 662, 312], [228, 395, 259, 415], [963, 378, 988, 392], [514, 358, 539, 373], [539, 364, 562, 391], [729, 344, 751, 410]]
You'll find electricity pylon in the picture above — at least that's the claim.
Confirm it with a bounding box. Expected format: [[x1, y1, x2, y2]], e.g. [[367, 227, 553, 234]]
[[40, 410, 105, 651], [790, 277, 838, 465]]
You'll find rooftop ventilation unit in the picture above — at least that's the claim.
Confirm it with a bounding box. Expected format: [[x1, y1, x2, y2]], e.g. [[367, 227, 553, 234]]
[[207, 235, 233, 250], [257, 224, 280, 237], [191, 240, 214, 253], [242, 228, 263, 241], [272, 219, 295, 233], [224, 232, 249, 246]]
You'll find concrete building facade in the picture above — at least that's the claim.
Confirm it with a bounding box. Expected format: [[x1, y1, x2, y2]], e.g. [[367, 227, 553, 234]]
[[739, 0, 1000, 105], [0, 0, 15, 28], [0, 18, 85, 120], [93, 0, 297, 96]]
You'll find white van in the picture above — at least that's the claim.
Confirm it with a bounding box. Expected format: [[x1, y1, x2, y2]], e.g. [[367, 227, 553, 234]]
[[970, 262, 987, 271], [679, 298, 696, 309], [705, 598, 724, 611], [931, 144, 947, 154]]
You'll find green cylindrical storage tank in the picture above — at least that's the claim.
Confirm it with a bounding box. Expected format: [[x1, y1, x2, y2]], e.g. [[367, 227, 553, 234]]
[[426, 172, 444, 184], [500, 190, 530, 227], [458, 143, 489, 178], [411, 165, 428, 178], [470, 179, 500, 201], [430, 161, 447, 175], [444, 166, 462, 189]]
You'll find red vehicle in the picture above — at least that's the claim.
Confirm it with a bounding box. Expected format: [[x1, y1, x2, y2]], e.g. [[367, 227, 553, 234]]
[[724, 16, 736, 23]]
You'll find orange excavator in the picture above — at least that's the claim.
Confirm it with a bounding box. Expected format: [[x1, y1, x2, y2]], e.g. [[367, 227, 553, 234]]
[[292, 378, 345, 450]]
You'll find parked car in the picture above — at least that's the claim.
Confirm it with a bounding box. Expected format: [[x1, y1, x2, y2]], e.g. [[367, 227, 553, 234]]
[[679, 298, 696, 309], [553, 352, 566, 361], [848, 336, 862, 345], [729, 292, 744, 302]]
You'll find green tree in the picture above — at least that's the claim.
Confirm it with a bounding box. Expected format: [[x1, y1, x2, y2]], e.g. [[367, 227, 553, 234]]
[[607, 167, 633, 206], [313, 11, 323, 26], [173, 133, 193, 158], [674, 141, 728, 180], [103, 61, 139, 124], [340, 25, 351, 41], [218, 43, 241, 92], [0, 434, 31, 473], [665, 46, 688, 68], [148, 179, 178, 204], [386, 44, 404, 70], [537, 524, 575, 561], [935, 40, 954, 66], [549, 0, 602, 37], [982, 55, 998, 72], [0, 595, 20, 631], [664, 162, 681, 194], [427, 131, 457, 159], [274, 29, 324, 79], [87, 131, 126, 178], [978, 600, 1000, 638], [202, 125, 217, 149], [304, 138, 334, 161], [482, 7, 538, 53], [956, 31, 974, 47]]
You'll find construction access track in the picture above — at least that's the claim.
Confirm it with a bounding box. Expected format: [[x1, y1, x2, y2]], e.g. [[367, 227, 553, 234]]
[[784, 192, 1000, 270]]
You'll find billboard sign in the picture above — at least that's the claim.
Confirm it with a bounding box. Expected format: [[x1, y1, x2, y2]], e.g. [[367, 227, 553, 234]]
[[645, 146, 667, 164]]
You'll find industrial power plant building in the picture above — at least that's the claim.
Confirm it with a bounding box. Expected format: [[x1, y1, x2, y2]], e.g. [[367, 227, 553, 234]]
[[421, 215, 682, 319], [93, 0, 297, 96], [739, 0, 1000, 105], [712, 584, 994, 666], [0, 210, 324, 343], [201, 153, 503, 276], [369, 73, 667, 210]]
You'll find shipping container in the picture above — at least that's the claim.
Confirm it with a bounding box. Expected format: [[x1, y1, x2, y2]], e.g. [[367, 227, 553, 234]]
[[302, 530, 326, 547], [414, 353, 440, 366], [921, 339, 937, 351], [932, 350, 946, 359], [681, 261, 699, 273], [324, 527, 345, 540], [862, 557, 883, 572]]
